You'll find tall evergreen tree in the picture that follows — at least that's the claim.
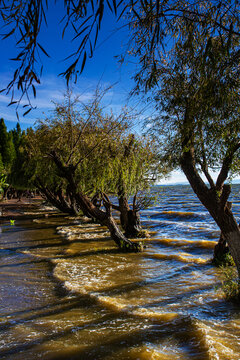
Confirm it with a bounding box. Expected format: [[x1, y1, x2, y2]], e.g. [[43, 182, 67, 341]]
[[0, 118, 9, 167], [9, 125, 29, 190]]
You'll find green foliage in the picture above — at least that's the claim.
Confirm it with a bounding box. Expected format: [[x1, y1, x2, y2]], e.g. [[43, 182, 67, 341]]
[[219, 265, 240, 301], [24, 89, 163, 202], [0, 119, 8, 164], [9, 127, 30, 190], [0, 118, 15, 170], [25, 90, 126, 193], [0, 120, 30, 192], [0, 154, 7, 200], [129, 4, 240, 185], [213, 253, 235, 268], [0, 154, 4, 175]]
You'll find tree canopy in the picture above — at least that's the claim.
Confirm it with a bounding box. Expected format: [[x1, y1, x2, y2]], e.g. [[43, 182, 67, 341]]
[[22, 89, 163, 248], [2, 0, 240, 270], [127, 2, 240, 273], [25, 89, 162, 204]]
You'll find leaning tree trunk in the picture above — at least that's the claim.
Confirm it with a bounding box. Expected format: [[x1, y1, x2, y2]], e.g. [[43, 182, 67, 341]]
[[49, 151, 142, 251], [35, 178, 77, 215], [73, 189, 141, 251], [214, 205, 240, 273], [181, 148, 240, 276]]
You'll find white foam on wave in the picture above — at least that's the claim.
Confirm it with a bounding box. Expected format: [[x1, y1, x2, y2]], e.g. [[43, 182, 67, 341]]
[[196, 320, 240, 360]]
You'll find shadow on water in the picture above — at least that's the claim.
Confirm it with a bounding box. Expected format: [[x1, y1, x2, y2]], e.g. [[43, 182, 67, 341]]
[[0, 311, 124, 358], [0, 303, 212, 360], [1, 194, 240, 360], [142, 283, 217, 308], [0, 223, 62, 233], [0, 239, 69, 252], [49, 318, 211, 360], [0, 294, 97, 333], [0, 246, 117, 270], [0, 250, 235, 360], [0, 315, 211, 360]]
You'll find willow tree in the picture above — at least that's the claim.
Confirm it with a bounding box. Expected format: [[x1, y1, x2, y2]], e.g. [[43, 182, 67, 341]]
[[128, 7, 240, 273], [103, 133, 166, 237], [25, 90, 142, 251]]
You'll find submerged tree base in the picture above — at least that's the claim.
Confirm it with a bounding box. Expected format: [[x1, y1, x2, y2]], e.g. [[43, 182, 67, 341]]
[[213, 231, 233, 267], [118, 240, 143, 252], [213, 252, 234, 267], [219, 265, 240, 302]]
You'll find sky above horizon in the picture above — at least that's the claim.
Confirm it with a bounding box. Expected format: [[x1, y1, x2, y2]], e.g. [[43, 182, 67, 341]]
[[1, 3, 238, 185], [1, 3, 137, 124]]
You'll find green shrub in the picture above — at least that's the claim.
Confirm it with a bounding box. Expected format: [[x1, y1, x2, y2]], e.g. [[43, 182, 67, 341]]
[[220, 265, 240, 301], [136, 229, 150, 238], [213, 252, 235, 267]]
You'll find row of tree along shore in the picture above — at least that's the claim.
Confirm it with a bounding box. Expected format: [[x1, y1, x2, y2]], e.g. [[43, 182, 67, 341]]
[[0, 85, 240, 268], [1, 1, 240, 278], [0, 90, 168, 251]]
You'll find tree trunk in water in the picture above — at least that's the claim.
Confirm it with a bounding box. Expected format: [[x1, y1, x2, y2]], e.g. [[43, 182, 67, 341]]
[[118, 189, 141, 237], [102, 214, 141, 251], [213, 232, 229, 264], [180, 148, 240, 276], [49, 151, 142, 251], [125, 210, 141, 237], [215, 210, 240, 274], [75, 190, 141, 251], [213, 202, 231, 264], [35, 179, 78, 216]]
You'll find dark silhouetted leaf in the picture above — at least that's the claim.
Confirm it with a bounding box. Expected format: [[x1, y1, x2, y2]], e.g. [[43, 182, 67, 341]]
[[2, 28, 15, 39], [37, 42, 50, 57], [23, 108, 32, 116], [7, 101, 17, 106], [80, 51, 87, 73], [32, 84, 36, 98]]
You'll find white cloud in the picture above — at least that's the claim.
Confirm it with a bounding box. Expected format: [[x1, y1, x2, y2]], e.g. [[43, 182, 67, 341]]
[[0, 72, 139, 129], [159, 170, 187, 185]]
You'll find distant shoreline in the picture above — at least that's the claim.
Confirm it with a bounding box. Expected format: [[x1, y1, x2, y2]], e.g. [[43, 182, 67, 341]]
[[157, 180, 240, 186]]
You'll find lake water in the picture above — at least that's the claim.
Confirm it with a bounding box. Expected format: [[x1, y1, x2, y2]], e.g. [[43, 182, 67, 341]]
[[0, 185, 240, 359]]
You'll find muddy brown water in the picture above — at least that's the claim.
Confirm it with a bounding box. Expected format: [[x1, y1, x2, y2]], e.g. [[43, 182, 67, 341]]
[[0, 185, 240, 359]]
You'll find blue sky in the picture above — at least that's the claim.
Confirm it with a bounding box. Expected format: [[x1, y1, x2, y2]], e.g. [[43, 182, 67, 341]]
[[0, 3, 137, 128], [0, 2, 215, 185]]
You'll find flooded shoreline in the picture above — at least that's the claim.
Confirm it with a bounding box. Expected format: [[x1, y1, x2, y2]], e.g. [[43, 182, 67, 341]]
[[0, 185, 240, 359]]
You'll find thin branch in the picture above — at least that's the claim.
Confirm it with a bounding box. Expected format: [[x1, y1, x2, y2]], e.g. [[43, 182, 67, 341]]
[[216, 142, 240, 190]]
